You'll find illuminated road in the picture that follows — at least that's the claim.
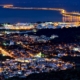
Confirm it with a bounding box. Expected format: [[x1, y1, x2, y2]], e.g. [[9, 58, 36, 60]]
[[0, 4, 80, 17], [0, 47, 16, 58], [0, 41, 33, 58], [20, 42, 34, 57], [0, 4, 80, 22]]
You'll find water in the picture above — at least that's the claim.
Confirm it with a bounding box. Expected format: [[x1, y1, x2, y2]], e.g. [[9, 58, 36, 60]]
[[0, 7, 62, 23], [0, 0, 80, 23]]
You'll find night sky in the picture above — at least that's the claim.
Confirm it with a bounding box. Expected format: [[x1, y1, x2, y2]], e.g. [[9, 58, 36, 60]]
[[0, 0, 80, 23]]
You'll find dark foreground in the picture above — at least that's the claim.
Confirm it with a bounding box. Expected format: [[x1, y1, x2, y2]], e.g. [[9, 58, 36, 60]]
[[1, 27, 80, 80], [29, 27, 80, 43], [5, 68, 80, 80]]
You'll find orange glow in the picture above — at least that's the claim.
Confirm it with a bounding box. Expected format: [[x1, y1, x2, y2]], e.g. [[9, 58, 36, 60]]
[[0, 47, 16, 58]]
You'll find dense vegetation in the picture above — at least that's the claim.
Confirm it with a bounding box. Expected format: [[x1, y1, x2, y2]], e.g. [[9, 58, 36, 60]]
[[29, 27, 80, 43]]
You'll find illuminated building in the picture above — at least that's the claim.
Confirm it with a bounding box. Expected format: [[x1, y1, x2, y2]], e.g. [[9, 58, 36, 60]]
[[2, 23, 35, 30]]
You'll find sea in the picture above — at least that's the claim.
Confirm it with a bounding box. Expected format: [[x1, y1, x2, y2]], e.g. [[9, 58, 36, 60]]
[[0, 8, 62, 23], [0, 2, 80, 23]]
